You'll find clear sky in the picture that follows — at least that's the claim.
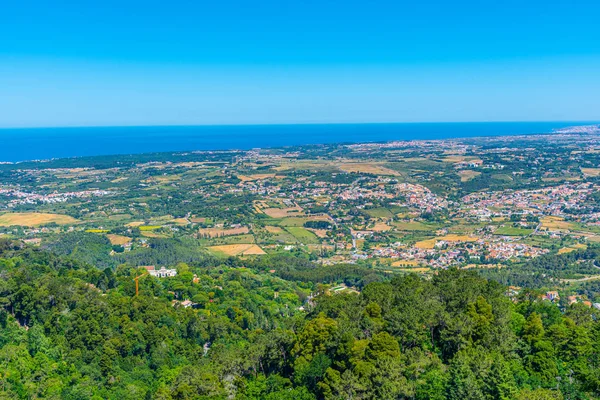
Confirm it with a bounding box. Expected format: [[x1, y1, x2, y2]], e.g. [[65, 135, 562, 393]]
[[1, 0, 599, 128]]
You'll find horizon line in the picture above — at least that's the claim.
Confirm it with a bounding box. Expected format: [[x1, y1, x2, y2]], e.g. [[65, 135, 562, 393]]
[[1, 119, 599, 131]]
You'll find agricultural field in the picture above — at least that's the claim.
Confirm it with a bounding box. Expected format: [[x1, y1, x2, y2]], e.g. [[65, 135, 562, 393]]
[[237, 173, 277, 181], [210, 234, 256, 245], [364, 207, 394, 219], [198, 226, 249, 238], [415, 234, 478, 249], [264, 226, 284, 234], [0, 212, 78, 227], [457, 169, 481, 182], [494, 226, 533, 236], [106, 234, 132, 245], [285, 227, 320, 244], [337, 162, 400, 176], [393, 221, 441, 231], [371, 222, 392, 231], [139, 225, 162, 231], [581, 167, 600, 177], [540, 216, 575, 231], [208, 244, 266, 256]]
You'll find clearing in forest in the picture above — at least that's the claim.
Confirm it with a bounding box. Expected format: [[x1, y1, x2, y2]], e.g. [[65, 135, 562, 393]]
[[458, 170, 481, 182], [106, 234, 132, 246]]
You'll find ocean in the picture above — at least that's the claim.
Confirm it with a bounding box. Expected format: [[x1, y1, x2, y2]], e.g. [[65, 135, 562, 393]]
[[0, 121, 592, 162]]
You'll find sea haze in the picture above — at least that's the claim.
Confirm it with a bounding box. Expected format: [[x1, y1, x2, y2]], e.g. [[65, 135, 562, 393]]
[[0, 121, 590, 162]]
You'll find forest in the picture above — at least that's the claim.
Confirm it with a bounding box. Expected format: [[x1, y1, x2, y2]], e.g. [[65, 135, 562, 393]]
[[1, 239, 599, 399]]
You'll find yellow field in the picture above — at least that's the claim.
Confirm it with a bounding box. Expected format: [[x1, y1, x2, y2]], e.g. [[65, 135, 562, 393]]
[[208, 244, 266, 256], [541, 216, 574, 231], [139, 225, 162, 231], [0, 212, 78, 227], [558, 243, 587, 254], [581, 168, 600, 177], [198, 226, 249, 237], [337, 162, 400, 176], [262, 207, 303, 218], [371, 222, 392, 231], [458, 170, 481, 182], [415, 234, 478, 249], [558, 247, 576, 254], [106, 234, 132, 245], [126, 221, 145, 227], [265, 226, 285, 234]]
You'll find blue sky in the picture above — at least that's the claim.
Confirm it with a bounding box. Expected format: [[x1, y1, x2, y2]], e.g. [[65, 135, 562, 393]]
[[1, 0, 599, 127]]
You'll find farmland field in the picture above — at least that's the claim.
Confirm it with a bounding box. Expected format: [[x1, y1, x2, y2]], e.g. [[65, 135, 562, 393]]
[[494, 226, 533, 236], [371, 222, 392, 231], [208, 244, 266, 256], [581, 167, 600, 177], [286, 227, 320, 244], [198, 226, 249, 237], [393, 221, 441, 231], [458, 170, 481, 182], [106, 234, 132, 245], [337, 162, 400, 176], [139, 225, 162, 231], [264, 226, 284, 234], [210, 234, 255, 244], [365, 207, 393, 218], [415, 234, 478, 249], [0, 212, 78, 227], [541, 216, 574, 231]]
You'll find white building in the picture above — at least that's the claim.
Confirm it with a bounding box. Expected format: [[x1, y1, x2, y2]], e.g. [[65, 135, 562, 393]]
[[142, 265, 178, 278]]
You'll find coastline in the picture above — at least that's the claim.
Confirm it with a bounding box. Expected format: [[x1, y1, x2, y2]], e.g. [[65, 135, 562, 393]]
[[1, 121, 598, 163]]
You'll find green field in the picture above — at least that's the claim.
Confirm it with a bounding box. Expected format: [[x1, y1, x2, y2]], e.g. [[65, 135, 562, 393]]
[[364, 207, 394, 218], [210, 234, 256, 245], [393, 221, 441, 232], [494, 226, 533, 236], [285, 227, 320, 244], [278, 217, 310, 227]]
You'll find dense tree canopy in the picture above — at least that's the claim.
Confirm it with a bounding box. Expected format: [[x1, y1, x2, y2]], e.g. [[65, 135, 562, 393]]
[[0, 239, 599, 399]]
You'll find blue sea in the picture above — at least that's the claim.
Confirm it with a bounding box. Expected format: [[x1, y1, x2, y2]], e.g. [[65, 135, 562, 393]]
[[0, 121, 593, 162]]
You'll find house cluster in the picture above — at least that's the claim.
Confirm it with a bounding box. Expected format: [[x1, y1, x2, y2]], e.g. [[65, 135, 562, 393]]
[[0, 187, 114, 207], [460, 183, 597, 222], [395, 183, 448, 211]]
